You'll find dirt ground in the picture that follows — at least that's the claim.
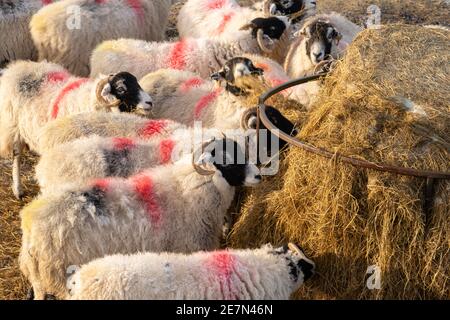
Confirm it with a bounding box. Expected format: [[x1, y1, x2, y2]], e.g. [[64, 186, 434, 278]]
[[0, 0, 448, 300]]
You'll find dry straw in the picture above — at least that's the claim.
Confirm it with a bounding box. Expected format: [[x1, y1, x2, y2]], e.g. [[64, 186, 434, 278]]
[[230, 24, 449, 299]]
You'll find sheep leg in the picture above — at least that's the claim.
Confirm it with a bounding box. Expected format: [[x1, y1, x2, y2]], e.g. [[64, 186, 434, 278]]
[[12, 138, 23, 199], [26, 287, 34, 300]]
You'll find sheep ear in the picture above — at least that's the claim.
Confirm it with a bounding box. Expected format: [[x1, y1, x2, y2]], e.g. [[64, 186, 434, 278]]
[[210, 70, 225, 81], [101, 82, 113, 99]]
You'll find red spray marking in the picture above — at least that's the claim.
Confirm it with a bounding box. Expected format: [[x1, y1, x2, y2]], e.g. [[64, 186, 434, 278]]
[[126, 0, 145, 23], [194, 89, 221, 119], [180, 77, 204, 93], [138, 120, 168, 139], [46, 71, 69, 83], [131, 173, 161, 225], [215, 12, 235, 35], [207, 0, 227, 10], [205, 251, 238, 300], [50, 78, 89, 119], [41, 0, 53, 5], [159, 139, 175, 164], [112, 137, 135, 151], [166, 39, 189, 70], [94, 0, 107, 3], [92, 178, 111, 192], [255, 63, 270, 72]]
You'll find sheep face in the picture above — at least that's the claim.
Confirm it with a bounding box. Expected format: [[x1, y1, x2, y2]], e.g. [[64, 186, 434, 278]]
[[247, 16, 290, 41], [272, 243, 315, 287], [243, 106, 298, 158], [195, 139, 261, 187], [211, 57, 264, 84], [269, 0, 316, 16], [301, 21, 342, 65], [102, 72, 153, 115]]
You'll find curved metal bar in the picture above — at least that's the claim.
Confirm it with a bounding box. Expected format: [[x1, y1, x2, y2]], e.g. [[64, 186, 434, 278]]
[[257, 73, 450, 180]]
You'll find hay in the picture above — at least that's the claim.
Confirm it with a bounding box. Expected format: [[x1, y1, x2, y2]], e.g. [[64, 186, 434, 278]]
[[230, 25, 450, 299]]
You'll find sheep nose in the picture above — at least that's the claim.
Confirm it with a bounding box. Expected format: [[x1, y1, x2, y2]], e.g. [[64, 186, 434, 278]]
[[313, 52, 323, 60], [255, 174, 262, 180], [146, 101, 153, 107]]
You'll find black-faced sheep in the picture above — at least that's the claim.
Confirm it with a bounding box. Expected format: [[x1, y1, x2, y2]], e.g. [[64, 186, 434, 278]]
[[67, 244, 315, 300], [20, 138, 261, 299], [0, 60, 152, 198], [30, 0, 179, 76]]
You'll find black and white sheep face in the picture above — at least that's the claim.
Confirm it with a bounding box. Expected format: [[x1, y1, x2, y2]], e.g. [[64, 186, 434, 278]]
[[269, 0, 315, 16], [301, 21, 342, 65], [243, 16, 290, 41], [244, 106, 298, 158], [101, 72, 153, 115], [196, 139, 261, 187], [210, 57, 264, 88], [272, 243, 315, 286]]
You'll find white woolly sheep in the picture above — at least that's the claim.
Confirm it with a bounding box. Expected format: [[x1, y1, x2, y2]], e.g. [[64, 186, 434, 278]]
[[37, 112, 183, 154], [67, 244, 315, 300], [30, 0, 179, 76], [0, 60, 152, 198], [0, 0, 58, 67], [20, 138, 261, 299], [284, 13, 362, 78], [90, 17, 291, 79], [177, 0, 316, 40]]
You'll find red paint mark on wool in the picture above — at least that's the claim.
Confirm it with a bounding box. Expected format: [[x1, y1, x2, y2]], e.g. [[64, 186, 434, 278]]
[[138, 120, 168, 138], [46, 71, 69, 83], [92, 178, 111, 192], [41, 0, 53, 5], [215, 12, 235, 35], [194, 89, 220, 119], [112, 137, 135, 151], [255, 63, 270, 72], [180, 77, 204, 93], [205, 251, 238, 300], [159, 139, 175, 164], [207, 0, 227, 10], [126, 0, 145, 22], [51, 78, 89, 119], [94, 0, 107, 4], [166, 40, 189, 70], [131, 174, 161, 225]]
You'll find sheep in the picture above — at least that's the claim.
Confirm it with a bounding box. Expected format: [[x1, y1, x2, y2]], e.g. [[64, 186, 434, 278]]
[[0, 60, 152, 199], [30, 0, 179, 76], [19, 137, 262, 299], [0, 0, 57, 67], [35, 102, 297, 193], [177, 0, 316, 40], [67, 243, 315, 300], [90, 17, 291, 79], [284, 13, 362, 78], [37, 112, 184, 153]]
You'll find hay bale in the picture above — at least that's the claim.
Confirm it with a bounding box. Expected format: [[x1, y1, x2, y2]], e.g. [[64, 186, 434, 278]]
[[230, 24, 449, 299]]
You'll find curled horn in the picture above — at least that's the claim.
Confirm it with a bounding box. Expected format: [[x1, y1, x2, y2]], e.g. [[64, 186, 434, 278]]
[[192, 140, 216, 176], [288, 8, 307, 22], [241, 107, 258, 130], [288, 243, 308, 260], [262, 0, 273, 16], [95, 75, 120, 110], [257, 29, 274, 53]]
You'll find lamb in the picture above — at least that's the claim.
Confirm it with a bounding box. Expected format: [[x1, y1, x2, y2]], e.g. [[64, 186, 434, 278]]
[[177, 0, 316, 40], [37, 112, 184, 153], [284, 13, 362, 78], [90, 16, 291, 79], [30, 0, 179, 76], [67, 243, 315, 300], [35, 103, 297, 193], [19, 137, 261, 299], [0, 0, 57, 67], [0, 60, 152, 198]]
